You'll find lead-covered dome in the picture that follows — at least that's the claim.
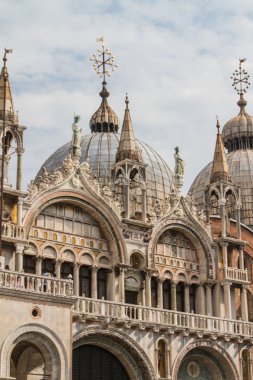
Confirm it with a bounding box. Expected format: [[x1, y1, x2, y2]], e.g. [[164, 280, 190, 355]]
[[190, 147, 253, 229], [37, 132, 173, 206], [222, 96, 253, 151]]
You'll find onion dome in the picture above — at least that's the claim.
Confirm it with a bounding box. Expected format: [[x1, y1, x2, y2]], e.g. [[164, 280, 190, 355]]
[[89, 81, 119, 133], [222, 94, 253, 152], [190, 59, 253, 229], [189, 150, 253, 228]]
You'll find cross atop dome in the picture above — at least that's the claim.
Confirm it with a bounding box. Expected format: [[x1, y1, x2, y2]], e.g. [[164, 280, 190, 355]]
[[231, 58, 251, 114], [231, 58, 250, 96], [89, 38, 119, 133], [90, 37, 118, 82]]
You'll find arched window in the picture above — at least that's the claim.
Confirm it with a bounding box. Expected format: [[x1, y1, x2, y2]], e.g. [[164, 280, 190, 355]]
[[157, 340, 166, 378], [130, 252, 145, 270], [23, 255, 36, 274], [151, 277, 158, 308], [176, 282, 185, 312], [79, 266, 91, 297], [42, 259, 55, 276], [61, 262, 73, 279], [98, 268, 107, 300], [163, 280, 171, 310], [189, 284, 197, 313]]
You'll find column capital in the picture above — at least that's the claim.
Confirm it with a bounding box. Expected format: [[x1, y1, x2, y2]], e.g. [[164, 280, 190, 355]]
[[15, 243, 24, 254], [221, 281, 231, 288], [16, 147, 25, 155], [218, 198, 226, 206], [219, 241, 229, 248]]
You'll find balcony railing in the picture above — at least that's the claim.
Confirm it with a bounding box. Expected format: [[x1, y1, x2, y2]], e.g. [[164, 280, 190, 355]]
[[0, 269, 73, 297], [224, 267, 248, 283], [2, 222, 25, 241], [74, 297, 253, 338]]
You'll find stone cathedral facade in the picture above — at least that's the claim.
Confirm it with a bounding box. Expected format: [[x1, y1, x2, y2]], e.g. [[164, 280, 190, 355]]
[[0, 46, 252, 380]]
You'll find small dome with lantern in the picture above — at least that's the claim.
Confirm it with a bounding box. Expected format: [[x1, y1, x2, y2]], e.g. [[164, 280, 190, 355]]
[[189, 59, 253, 229]]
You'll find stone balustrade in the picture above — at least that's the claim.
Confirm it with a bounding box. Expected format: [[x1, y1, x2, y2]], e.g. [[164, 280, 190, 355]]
[[224, 267, 248, 283], [0, 269, 73, 297], [2, 222, 25, 241], [74, 297, 253, 338]]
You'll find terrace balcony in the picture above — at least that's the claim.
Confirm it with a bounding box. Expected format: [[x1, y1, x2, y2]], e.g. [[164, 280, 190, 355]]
[[224, 267, 249, 283], [0, 269, 74, 300], [74, 297, 253, 340], [2, 222, 26, 243]]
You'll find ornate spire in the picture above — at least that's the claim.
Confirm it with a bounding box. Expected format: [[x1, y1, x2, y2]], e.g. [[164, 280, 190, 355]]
[[231, 58, 250, 114], [210, 118, 231, 183], [0, 49, 17, 123], [89, 38, 119, 133], [116, 94, 140, 162]]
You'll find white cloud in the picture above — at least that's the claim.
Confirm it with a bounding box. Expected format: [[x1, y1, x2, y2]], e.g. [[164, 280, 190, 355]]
[[1, 0, 253, 191]]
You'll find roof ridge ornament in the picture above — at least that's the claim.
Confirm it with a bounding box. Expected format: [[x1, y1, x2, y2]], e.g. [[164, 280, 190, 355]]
[[231, 58, 250, 113]]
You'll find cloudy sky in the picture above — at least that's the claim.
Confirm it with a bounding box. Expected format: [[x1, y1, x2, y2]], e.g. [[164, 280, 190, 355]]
[[1, 0, 253, 192]]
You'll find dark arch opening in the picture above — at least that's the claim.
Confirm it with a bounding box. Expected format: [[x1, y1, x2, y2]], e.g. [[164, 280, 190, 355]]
[[73, 344, 130, 380]]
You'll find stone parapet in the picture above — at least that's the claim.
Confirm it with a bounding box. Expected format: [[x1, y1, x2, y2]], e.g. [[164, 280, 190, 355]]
[[74, 297, 253, 340]]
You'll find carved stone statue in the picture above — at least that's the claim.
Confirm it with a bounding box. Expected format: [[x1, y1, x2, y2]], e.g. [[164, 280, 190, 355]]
[[174, 147, 184, 177], [71, 115, 82, 156], [63, 154, 74, 175]]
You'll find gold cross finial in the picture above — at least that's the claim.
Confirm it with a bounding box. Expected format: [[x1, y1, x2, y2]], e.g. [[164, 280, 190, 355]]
[[90, 37, 118, 82], [231, 58, 250, 95]]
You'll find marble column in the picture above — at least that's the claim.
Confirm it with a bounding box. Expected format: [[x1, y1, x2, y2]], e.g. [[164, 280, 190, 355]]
[[157, 279, 163, 309], [141, 186, 147, 223], [206, 283, 213, 316], [219, 198, 226, 238], [239, 246, 244, 270], [107, 269, 116, 301], [184, 284, 190, 313], [223, 282, 232, 319], [196, 284, 205, 315], [15, 243, 24, 272], [145, 273, 151, 307], [241, 285, 248, 322], [73, 263, 80, 296], [35, 256, 43, 276], [55, 260, 62, 278], [124, 180, 129, 219], [91, 267, 98, 299], [118, 267, 125, 303], [17, 198, 23, 226], [236, 203, 241, 239], [221, 242, 228, 268], [16, 148, 24, 191], [171, 282, 177, 311]]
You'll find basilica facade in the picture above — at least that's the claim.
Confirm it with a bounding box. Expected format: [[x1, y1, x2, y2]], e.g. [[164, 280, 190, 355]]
[[0, 46, 252, 380]]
